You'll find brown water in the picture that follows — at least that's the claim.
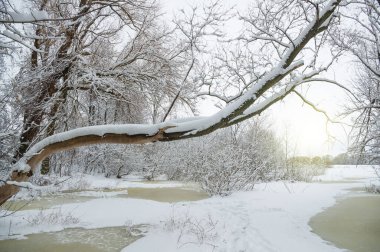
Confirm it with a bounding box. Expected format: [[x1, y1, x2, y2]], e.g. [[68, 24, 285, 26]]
[[118, 187, 208, 202], [309, 195, 380, 252], [0, 184, 208, 251], [0, 226, 143, 252], [2, 185, 208, 211], [2, 195, 96, 211]]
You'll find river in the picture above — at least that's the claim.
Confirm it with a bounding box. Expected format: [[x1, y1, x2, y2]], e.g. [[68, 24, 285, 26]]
[[0, 183, 208, 252], [309, 193, 380, 252], [1, 176, 379, 252]]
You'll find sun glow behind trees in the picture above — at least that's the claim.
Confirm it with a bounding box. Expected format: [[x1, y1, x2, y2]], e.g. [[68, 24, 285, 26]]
[[271, 54, 356, 157], [0, 0, 346, 204], [162, 0, 353, 156]]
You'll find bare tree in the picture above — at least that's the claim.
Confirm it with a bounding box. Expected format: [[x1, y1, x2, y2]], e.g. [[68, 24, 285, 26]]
[[0, 0, 220, 171], [0, 0, 342, 205], [333, 0, 380, 166]]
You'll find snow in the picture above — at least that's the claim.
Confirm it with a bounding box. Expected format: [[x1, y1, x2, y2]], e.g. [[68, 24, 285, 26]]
[[313, 165, 378, 181], [1, 165, 377, 251], [6, 181, 53, 191], [9, 36, 300, 149], [7, 11, 49, 22], [9, 0, 342, 174], [164, 61, 304, 136], [13, 123, 176, 172], [122, 182, 350, 252], [232, 68, 325, 122], [11, 158, 31, 173], [1, 31, 44, 53]]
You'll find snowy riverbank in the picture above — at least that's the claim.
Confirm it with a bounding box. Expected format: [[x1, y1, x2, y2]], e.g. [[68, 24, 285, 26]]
[[0, 165, 378, 252]]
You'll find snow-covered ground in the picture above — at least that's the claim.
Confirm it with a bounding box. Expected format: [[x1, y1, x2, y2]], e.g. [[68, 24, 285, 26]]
[[313, 165, 377, 182], [0, 165, 378, 251]]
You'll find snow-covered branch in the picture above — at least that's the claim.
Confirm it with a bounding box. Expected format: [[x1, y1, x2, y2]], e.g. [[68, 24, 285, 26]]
[[0, 0, 342, 206], [1, 10, 49, 23], [1, 30, 44, 53], [12, 0, 341, 171]]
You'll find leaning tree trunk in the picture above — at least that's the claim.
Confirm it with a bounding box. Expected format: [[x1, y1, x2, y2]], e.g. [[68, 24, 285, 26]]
[[0, 0, 341, 206], [1, 130, 168, 205]]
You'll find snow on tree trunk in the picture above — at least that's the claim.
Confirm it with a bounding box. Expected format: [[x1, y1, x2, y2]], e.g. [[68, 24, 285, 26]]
[[0, 0, 342, 205]]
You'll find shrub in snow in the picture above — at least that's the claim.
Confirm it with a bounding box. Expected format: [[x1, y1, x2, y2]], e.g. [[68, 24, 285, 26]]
[[63, 175, 92, 191], [163, 210, 218, 249], [150, 121, 284, 196], [366, 184, 380, 194], [282, 156, 330, 182], [24, 207, 79, 226], [191, 127, 282, 196]]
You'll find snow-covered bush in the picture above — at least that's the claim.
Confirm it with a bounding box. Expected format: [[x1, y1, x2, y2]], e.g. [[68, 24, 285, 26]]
[[141, 120, 284, 196], [192, 125, 282, 195], [282, 156, 330, 182], [62, 175, 91, 192], [48, 145, 145, 179]]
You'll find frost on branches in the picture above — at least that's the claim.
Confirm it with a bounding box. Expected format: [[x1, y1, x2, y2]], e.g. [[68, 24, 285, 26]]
[[0, 0, 342, 205], [332, 0, 380, 175]]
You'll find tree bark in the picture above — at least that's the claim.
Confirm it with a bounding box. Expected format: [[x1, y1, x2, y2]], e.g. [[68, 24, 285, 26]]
[[0, 130, 166, 205], [1, 0, 342, 206]]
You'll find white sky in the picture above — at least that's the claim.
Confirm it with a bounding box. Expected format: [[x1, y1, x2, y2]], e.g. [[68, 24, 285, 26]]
[[161, 0, 354, 157]]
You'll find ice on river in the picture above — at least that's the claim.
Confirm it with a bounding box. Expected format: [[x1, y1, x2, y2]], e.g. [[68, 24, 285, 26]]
[[0, 165, 377, 252]]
